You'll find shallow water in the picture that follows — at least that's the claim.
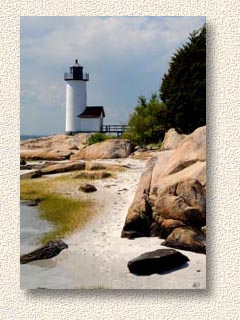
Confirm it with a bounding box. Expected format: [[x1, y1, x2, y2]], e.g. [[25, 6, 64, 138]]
[[20, 203, 52, 254], [20, 203, 74, 289]]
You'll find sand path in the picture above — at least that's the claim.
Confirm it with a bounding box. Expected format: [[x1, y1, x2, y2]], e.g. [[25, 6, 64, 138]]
[[63, 158, 206, 289]]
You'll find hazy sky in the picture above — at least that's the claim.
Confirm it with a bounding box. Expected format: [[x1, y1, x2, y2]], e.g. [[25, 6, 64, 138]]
[[20, 16, 205, 135]]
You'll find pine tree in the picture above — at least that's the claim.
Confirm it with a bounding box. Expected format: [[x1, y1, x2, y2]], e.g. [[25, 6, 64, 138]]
[[160, 25, 206, 133]]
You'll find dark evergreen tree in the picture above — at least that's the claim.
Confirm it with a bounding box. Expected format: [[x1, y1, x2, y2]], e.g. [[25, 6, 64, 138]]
[[160, 25, 206, 133]]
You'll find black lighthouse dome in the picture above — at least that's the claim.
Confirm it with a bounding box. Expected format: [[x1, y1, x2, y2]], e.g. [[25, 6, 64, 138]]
[[72, 59, 82, 67], [64, 59, 89, 81]]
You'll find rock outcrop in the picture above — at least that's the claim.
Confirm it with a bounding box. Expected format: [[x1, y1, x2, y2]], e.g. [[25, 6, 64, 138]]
[[127, 249, 189, 275], [122, 126, 206, 253], [41, 161, 86, 175], [20, 133, 92, 160], [161, 128, 186, 150], [71, 139, 133, 160], [21, 133, 91, 151], [21, 135, 133, 161], [20, 148, 73, 161]]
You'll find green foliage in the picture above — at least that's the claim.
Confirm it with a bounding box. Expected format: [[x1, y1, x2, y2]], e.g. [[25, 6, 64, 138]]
[[123, 94, 168, 145], [160, 24, 206, 133], [88, 133, 116, 145]]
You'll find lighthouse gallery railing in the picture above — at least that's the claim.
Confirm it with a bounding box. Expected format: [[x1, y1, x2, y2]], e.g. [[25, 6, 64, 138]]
[[64, 72, 89, 81]]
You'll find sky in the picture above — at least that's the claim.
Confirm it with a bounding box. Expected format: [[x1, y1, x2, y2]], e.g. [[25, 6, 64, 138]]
[[20, 16, 205, 135]]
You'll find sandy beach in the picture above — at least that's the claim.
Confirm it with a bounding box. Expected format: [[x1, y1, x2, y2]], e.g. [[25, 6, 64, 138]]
[[20, 157, 206, 289]]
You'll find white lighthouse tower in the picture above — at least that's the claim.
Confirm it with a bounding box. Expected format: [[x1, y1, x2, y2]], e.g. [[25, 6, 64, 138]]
[[64, 59, 89, 134], [64, 60, 105, 134]]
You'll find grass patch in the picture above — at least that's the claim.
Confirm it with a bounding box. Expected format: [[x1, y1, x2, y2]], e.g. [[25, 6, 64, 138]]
[[21, 177, 93, 244], [39, 194, 92, 244], [73, 171, 112, 180]]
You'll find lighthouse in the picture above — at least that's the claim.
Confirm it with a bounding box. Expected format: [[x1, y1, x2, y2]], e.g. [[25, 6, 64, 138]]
[[64, 60, 105, 135]]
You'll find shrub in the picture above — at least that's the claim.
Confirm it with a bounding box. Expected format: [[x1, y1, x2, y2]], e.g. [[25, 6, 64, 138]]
[[87, 133, 116, 145], [123, 94, 167, 145]]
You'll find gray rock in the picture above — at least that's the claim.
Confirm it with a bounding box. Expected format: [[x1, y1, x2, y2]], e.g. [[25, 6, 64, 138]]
[[20, 240, 68, 264]]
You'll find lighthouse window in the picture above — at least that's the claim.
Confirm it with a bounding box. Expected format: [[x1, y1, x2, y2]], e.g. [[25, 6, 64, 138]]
[[70, 67, 73, 74]]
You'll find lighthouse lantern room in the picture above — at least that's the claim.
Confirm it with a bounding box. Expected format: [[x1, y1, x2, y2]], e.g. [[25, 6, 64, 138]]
[[64, 60, 105, 134]]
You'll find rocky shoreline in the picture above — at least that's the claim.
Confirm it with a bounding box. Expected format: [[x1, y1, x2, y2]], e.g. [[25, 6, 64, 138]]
[[122, 126, 206, 254], [20, 127, 206, 288]]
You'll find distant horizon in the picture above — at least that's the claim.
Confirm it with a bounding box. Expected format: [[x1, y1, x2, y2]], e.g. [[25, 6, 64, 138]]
[[21, 16, 205, 135]]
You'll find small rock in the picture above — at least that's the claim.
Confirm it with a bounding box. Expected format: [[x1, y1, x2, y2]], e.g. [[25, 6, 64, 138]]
[[127, 249, 189, 275], [20, 159, 26, 165], [79, 183, 97, 193], [20, 170, 42, 180], [27, 199, 41, 206]]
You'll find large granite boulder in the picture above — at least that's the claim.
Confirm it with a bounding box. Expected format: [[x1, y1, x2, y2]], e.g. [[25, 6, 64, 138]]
[[153, 179, 206, 227], [161, 128, 186, 150], [121, 156, 157, 238], [20, 148, 73, 161], [162, 227, 206, 254], [127, 249, 189, 275], [122, 126, 206, 253], [150, 126, 206, 194], [21, 133, 91, 151], [71, 139, 133, 160]]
